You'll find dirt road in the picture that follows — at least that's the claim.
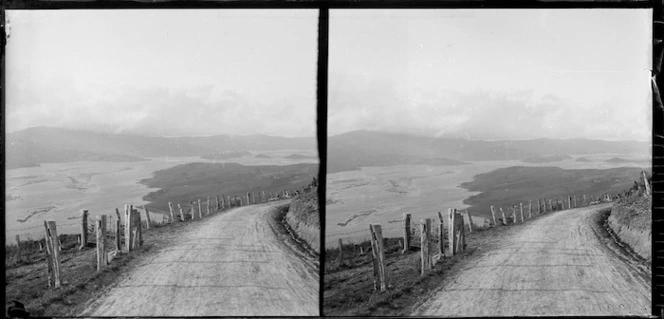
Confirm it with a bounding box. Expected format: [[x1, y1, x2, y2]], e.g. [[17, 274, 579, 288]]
[[413, 203, 651, 316], [81, 202, 319, 316]]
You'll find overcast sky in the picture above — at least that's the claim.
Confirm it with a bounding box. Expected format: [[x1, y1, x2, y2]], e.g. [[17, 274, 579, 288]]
[[330, 9, 652, 142], [6, 10, 317, 137]]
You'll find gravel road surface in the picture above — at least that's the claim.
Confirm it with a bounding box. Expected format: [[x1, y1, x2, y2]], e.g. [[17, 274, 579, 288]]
[[81, 202, 319, 316], [413, 203, 651, 316]]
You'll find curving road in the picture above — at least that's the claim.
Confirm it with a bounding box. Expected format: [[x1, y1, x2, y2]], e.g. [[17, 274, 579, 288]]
[[81, 202, 319, 316], [413, 203, 651, 316]]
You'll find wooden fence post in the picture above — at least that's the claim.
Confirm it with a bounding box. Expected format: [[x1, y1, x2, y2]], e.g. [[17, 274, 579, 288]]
[[421, 218, 432, 275], [500, 207, 507, 226], [528, 200, 532, 219], [168, 202, 175, 222], [448, 208, 457, 255], [137, 209, 143, 246], [189, 202, 195, 220], [547, 199, 552, 212], [369, 224, 387, 292], [466, 210, 474, 233], [519, 203, 524, 223], [511, 206, 517, 224], [369, 226, 380, 291], [125, 205, 133, 252], [79, 209, 89, 250], [96, 215, 107, 271], [402, 213, 411, 254], [44, 220, 62, 288], [143, 207, 151, 230], [437, 212, 445, 256], [177, 203, 184, 221], [206, 196, 211, 215], [198, 199, 203, 219], [115, 208, 121, 251], [490, 205, 497, 227], [643, 171, 651, 196]]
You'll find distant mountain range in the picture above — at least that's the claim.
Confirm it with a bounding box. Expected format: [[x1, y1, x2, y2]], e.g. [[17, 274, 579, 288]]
[[6, 126, 316, 169], [521, 154, 572, 164], [327, 130, 650, 173]]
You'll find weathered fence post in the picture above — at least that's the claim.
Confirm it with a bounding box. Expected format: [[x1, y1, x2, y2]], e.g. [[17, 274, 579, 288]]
[[490, 205, 497, 227], [125, 205, 133, 252], [96, 215, 107, 271], [216, 196, 220, 210], [500, 207, 507, 226], [643, 171, 651, 196], [79, 209, 89, 250], [511, 206, 517, 224], [583, 194, 587, 206], [548, 199, 553, 212], [528, 200, 532, 219], [44, 220, 62, 288], [143, 206, 151, 229], [198, 199, 203, 219], [458, 210, 467, 251], [437, 212, 445, 255], [568, 196, 572, 209], [465, 210, 474, 233], [449, 208, 461, 254], [206, 196, 211, 215], [402, 213, 411, 254], [190, 202, 196, 220], [421, 218, 432, 275], [519, 203, 524, 223], [168, 202, 175, 222], [115, 208, 121, 251], [178, 203, 184, 221], [369, 224, 387, 292]]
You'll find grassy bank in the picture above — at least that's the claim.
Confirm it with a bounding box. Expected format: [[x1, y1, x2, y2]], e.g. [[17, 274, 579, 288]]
[[323, 222, 521, 316], [140, 162, 318, 213], [461, 166, 647, 216], [285, 179, 320, 253], [608, 192, 651, 262], [4, 206, 232, 317]]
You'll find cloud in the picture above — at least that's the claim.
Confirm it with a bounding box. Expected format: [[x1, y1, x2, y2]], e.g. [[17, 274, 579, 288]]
[[6, 84, 316, 137], [329, 73, 651, 141]]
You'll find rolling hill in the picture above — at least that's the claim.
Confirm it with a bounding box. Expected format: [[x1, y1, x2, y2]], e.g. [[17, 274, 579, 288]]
[[327, 130, 649, 173], [6, 126, 316, 169], [460, 166, 649, 216], [140, 162, 319, 213]]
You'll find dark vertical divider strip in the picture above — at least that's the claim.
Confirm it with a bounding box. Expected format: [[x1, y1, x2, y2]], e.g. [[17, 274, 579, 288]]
[[317, 6, 329, 317], [653, 4, 663, 317]]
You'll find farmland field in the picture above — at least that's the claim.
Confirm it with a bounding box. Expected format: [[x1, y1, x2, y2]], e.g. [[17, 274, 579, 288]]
[[325, 153, 649, 248], [5, 149, 318, 244]]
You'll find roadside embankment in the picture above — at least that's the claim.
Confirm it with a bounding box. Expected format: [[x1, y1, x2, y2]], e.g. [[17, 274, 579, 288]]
[[607, 194, 651, 262], [285, 180, 320, 254]]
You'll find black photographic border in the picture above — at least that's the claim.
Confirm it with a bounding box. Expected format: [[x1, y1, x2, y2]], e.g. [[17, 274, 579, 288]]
[[1, 0, 660, 317]]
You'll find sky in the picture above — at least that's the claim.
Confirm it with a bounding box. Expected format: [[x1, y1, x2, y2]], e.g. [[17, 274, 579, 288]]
[[6, 9, 318, 137], [329, 9, 652, 142]]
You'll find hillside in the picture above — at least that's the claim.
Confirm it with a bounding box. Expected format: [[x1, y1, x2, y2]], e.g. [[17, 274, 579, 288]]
[[460, 166, 648, 216], [7, 126, 316, 169], [576, 157, 593, 162], [286, 179, 320, 253], [327, 130, 649, 173], [521, 154, 572, 163], [140, 162, 319, 213]]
